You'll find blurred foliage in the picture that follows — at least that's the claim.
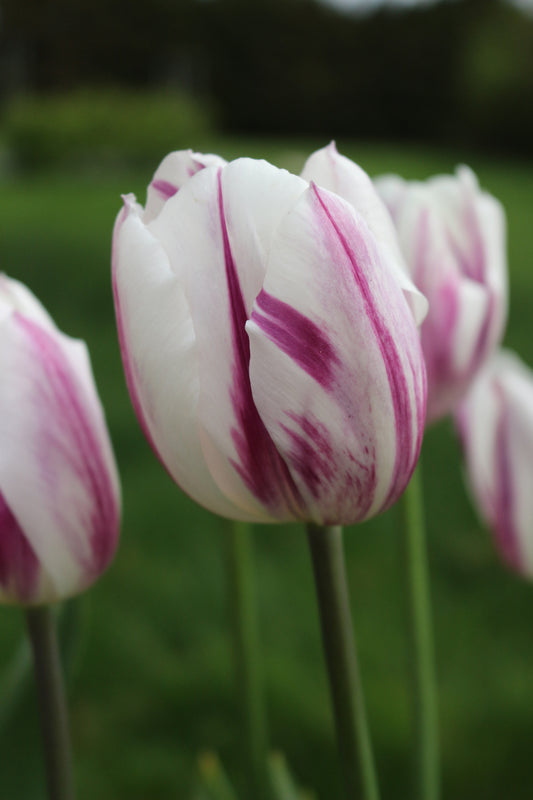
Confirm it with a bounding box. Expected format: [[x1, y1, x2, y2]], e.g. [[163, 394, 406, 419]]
[[191, 750, 312, 800], [1, 0, 533, 155], [2, 88, 216, 169], [0, 139, 533, 799]]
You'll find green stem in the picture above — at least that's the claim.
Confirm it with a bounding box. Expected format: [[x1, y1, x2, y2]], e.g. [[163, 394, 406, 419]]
[[226, 521, 269, 799], [25, 605, 75, 800], [399, 464, 439, 800], [307, 524, 380, 800]]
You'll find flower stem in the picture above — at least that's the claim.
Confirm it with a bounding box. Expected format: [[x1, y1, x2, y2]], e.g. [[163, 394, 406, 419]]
[[307, 524, 380, 800], [226, 521, 269, 800], [25, 605, 75, 800], [399, 464, 439, 800]]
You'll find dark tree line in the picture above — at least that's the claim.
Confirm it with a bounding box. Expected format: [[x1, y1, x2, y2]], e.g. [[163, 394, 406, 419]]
[[1, 0, 532, 154]]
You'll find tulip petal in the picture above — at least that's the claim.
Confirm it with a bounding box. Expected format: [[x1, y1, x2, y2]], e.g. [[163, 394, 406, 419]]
[[247, 183, 426, 524], [456, 351, 533, 576], [149, 159, 309, 520], [144, 150, 227, 223], [0, 312, 120, 602], [500, 361, 533, 574], [378, 169, 508, 424], [113, 195, 259, 521], [301, 143, 428, 325], [0, 273, 56, 331], [0, 490, 41, 604]]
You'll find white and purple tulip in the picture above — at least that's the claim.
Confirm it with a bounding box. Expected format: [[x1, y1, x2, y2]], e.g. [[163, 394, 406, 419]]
[[374, 164, 507, 424], [0, 276, 121, 605], [456, 350, 533, 578], [112, 148, 427, 526]]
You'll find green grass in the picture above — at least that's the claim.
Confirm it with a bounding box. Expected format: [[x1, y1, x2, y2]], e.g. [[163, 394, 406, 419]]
[[1, 138, 533, 799]]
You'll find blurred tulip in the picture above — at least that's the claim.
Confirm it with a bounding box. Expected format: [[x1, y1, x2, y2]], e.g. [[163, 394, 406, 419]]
[[0, 276, 121, 605], [374, 165, 507, 423], [112, 148, 427, 526], [456, 350, 533, 577]]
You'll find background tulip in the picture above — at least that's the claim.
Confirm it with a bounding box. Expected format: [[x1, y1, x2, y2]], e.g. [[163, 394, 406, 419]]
[[0, 275, 121, 605], [113, 149, 427, 526], [375, 165, 507, 424], [456, 349, 533, 577]]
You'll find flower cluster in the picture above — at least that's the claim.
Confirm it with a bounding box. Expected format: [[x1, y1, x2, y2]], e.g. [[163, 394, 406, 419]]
[[1, 140, 526, 607], [113, 142, 533, 583]]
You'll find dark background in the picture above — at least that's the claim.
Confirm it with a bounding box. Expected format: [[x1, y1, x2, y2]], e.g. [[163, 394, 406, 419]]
[[1, 0, 533, 156]]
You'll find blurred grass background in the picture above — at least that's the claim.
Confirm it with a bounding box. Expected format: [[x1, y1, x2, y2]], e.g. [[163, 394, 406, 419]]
[[0, 115, 533, 799], [1, 0, 533, 793]]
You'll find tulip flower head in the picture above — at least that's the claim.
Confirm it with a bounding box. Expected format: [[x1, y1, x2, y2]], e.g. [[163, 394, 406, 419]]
[[112, 147, 427, 526], [0, 276, 121, 605], [456, 350, 533, 578], [375, 166, 507, 424]]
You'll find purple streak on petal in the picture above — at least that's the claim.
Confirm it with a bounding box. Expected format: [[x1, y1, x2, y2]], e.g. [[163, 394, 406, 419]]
[[492, 384, 522, 572], [0, 491, 40, 602], [16, 314, 120, 580], [311, 183, 417, 509], [150, 179, 178, 201], [189, 156, 211, 175], [281, 412, 377, 522], [216, 171, 303, 517], [251, 291, 340, 391], [281, 414, 336, 500]]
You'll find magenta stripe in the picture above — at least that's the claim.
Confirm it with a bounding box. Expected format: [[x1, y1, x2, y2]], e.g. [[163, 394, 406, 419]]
[[16, 315, 120, 578], [312, 183, 417, 508], [0, 490, 40, 602], [216, 171, 303, 516], [280, 414, 336, 501], [251, 291, 339, 390], [150, 179, 178, 201], [492, 386, 522, 571]]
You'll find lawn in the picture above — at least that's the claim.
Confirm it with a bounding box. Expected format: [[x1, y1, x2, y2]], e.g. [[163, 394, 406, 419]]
[[1, 137, 533, 800]]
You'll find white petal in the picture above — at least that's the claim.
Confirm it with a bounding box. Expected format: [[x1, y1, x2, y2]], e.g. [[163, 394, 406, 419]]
[[0, 312, 120, 602], [144, 149, 227, 223], [301, 143, 428, 325], [113, 195, 257, 521], [149, 160, 308, 521], [492, 352, 533, 575], [457, 351, 533, 574], [373, 174, 408, 224], [247, 184, 426, 524], [0, 274, 56, 330]]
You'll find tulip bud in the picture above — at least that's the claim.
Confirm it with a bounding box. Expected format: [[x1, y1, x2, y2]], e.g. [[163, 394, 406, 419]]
[[0, 276, 121, 605], [373, 165, 507, 424], [112, 149, 427, 526], [456, 350, 533, 577]]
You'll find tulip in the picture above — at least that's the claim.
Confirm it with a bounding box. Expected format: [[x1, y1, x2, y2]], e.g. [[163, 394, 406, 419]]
[[0, 275, 121, 605], [456, 349, 533, 577], [374, 164, 507, 423], [112, 148, 427, 526], [299, 145, 445, 796]]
